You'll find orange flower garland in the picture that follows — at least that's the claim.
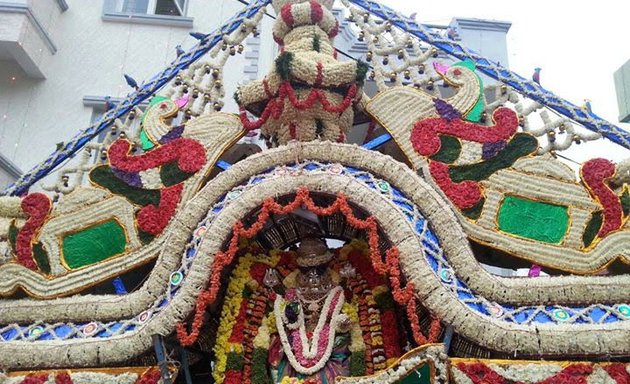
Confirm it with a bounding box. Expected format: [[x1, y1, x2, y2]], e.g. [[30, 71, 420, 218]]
[[177, 188, 440, 347]]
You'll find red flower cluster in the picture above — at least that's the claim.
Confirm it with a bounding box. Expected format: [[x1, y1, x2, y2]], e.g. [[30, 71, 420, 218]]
[[137, 184, 183, 235], [224, 370, 242, 384], [455, 362, 625, 384], [18, 374, 48, 384], [429, 161, 482, 210], [54, 372, 73, 384], [177, 188, 440, 348], [135, 369, 162, 384], [410, 107, 518, 158], [108, 138, 206, 174], [239, 82, 357, 131], [16, 193, 52, 270], [604, 363, 630, 382], [581, 158, 623, 238]]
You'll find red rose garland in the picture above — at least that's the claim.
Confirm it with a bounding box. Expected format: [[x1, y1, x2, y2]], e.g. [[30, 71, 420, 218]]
[[581, 158, 624, 238], [177, 188, 439, 347], [429, 161, 482, 210], [410, 107, 518, 158], [137, 183, 184, 235], [16, 193, 52, 270], [108, 138, 206, 174]]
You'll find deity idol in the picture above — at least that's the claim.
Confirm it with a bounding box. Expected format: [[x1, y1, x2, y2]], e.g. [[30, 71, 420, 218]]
[[267, 238, 354, 383]]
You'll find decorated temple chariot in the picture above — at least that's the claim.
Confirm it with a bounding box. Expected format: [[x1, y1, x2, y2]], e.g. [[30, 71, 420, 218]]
[[0, 0, 629, 383]]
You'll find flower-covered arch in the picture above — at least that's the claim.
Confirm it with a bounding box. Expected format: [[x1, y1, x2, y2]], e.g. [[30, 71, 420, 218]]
[[1, 142, 629, 370]]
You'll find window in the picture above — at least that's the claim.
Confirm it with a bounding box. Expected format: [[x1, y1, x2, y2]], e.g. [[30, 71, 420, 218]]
[[103, 0, 193, 27], [120, 0, 186, 16]]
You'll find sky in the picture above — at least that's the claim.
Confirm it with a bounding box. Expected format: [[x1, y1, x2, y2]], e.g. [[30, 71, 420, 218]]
[[381, 0, 630, 164]]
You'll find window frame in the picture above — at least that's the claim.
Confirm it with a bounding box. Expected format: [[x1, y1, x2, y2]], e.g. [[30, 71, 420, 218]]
[[102, 0, 193, 28]]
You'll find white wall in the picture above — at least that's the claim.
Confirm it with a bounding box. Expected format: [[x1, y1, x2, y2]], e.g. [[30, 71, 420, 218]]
[[0, 0, 250, 173]]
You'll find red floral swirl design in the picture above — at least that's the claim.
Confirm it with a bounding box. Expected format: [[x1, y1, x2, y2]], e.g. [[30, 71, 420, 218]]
[[16, 193, 52, 270], [411, 107, 518, 157], [137, 184, 184, 236], [177, 188, 440, 347], [108, 138, 206, 174], [581, 158, 623, 238], [429, 161, 482, 210]]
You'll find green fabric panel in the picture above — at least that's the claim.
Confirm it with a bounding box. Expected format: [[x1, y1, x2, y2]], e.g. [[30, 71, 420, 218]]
[[430, 135, 461, 164], [583, 211, 603, 247], [90, 166, 161, 206], [62, 220, 127, 269], [497, 195, 569, 244], [454, 60, 484, 122], [399, 362, 432, 384], [449, 133, 538, 182], [160, 161, 192, 187]]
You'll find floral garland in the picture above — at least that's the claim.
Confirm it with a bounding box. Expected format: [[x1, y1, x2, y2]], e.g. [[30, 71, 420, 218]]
[[1, 369, 161, 384], [580, 158, 624, 238], [274, 286, 345, 375], [213, 251, 281, 384], [238, 82, 358, 131], [15, 193, 51, 270], [451, 361, 630, 384], [177, 188, 439, 348]]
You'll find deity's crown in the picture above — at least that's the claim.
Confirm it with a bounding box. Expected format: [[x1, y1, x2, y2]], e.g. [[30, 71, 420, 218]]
[[295, 237, 334, 267], [272, 0, 334, 12]]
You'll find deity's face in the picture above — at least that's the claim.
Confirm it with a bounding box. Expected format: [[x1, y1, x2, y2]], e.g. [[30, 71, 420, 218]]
[[296, 265, 334, 301]]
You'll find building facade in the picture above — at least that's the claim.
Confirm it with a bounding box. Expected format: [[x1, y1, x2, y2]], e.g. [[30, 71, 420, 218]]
[[614, 59, 630, 123], [0, 0, 511, 189]]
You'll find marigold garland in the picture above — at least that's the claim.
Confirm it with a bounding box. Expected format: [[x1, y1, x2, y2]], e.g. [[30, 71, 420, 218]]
[[177, 188, 439, 348]]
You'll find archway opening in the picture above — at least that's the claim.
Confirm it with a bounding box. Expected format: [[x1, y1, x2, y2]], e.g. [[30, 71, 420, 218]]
[[178, 189, 442, 383]]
